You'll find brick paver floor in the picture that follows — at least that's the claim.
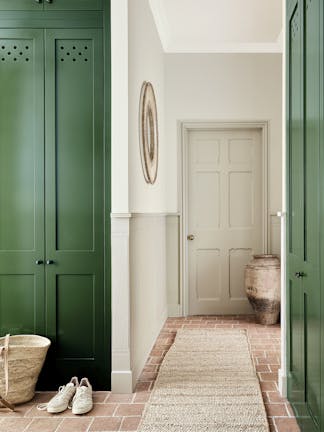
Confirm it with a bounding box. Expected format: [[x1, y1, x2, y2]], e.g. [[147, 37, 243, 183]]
[[0, 315, 300, 432]]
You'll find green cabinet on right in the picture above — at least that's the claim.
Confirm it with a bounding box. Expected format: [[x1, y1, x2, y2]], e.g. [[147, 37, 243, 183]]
[[287, 0, 323, 430]]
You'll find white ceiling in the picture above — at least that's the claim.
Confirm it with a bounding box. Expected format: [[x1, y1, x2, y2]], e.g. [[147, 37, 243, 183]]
[[149, 0, 283, 53]]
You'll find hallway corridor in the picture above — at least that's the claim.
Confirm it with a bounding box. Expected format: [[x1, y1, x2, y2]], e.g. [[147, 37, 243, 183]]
[[0, 316, 299, 432]]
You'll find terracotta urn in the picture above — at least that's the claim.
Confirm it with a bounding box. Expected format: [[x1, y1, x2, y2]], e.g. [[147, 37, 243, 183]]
[[245, 254, 281, 325]]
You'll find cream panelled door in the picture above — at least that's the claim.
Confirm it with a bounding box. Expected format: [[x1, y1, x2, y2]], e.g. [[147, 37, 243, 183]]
[[188, 129, 263, 315]]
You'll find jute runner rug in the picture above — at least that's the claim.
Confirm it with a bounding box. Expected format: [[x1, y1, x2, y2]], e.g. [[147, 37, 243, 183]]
[[138, 329, 269, 432]]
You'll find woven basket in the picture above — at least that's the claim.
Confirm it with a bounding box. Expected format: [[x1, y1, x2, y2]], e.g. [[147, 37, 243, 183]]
[[0, 334, 51, 405]]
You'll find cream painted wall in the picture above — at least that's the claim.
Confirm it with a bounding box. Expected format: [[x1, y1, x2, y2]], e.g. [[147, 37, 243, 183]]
[[165, 53, 282, 215], [127, 0, 168, 386], [128, 0, 167, 213], [130, 215, 168, 385]]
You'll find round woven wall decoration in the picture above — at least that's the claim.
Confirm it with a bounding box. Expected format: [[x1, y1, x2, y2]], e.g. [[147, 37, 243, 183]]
[[139, 81, 159, 184]]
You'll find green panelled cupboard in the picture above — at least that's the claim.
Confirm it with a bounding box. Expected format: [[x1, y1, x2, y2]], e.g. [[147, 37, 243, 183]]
[[287, 0, 323, 430], [0, 1, 111, 389]]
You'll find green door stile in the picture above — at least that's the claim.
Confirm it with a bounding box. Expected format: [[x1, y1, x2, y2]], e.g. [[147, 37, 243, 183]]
[[0, 4, 110, 390]]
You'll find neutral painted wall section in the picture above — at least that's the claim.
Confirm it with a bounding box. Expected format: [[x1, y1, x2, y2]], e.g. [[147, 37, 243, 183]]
[[128, 0, 168, 385], [130, 216, 168, 385], [128, 0, 167, 213], [165, 53, 282, 216]]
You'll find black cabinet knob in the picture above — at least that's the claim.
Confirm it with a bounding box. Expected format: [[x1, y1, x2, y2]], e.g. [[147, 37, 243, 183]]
[[46, 260, 54, 265], [35, 260, 44, 265], [295, 272, 305, 278]]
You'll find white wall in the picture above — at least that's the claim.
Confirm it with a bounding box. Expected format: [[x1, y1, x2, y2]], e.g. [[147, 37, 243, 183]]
[[111, 0, 168, 392], [165, 53, 282, 215], [128, 0, 168, 385], [130, 216, 168, 385], [128, 0, 166, 213]]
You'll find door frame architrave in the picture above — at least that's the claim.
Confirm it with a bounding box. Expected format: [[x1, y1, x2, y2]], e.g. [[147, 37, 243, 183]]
[[178, 120, 269, 316]]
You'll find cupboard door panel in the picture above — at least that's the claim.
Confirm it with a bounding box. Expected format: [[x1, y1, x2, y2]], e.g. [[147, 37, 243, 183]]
[[0, 1, 42, 10], [44, 28, 106, 389], [44, 0, 102, 11], [0, 29, 45, 335]]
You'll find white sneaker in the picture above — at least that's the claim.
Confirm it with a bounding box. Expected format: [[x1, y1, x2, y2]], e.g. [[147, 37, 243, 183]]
[[71, 377, 93, 415], [37, 377, 79, 413]]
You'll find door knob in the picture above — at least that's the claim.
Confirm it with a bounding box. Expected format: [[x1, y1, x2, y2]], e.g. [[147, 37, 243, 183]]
[[187, 234, 195, 241], [35, 260, 44, 265], [295, 272, 305, 278], [46, 260, 54, 265]]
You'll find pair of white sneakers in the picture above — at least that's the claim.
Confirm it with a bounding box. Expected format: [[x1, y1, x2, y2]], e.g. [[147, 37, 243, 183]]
[[38, 377, 93, 415]]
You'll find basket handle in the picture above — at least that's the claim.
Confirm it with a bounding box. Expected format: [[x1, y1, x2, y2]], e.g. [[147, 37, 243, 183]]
[[0, 334, 10, 396]]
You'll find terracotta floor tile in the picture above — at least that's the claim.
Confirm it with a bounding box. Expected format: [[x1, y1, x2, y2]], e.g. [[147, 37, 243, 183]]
[[115, 404, 145, 417], [89, 417, 122, 431], [260, 381, 278, 391], [256, 364, 270, 372], [275, 417, 301, 432], [56, 417, 92, 432], [133, 392, 150, 403], [105, 394, 134, 403], [134, 382, 151, 392], [267, 391, 286, 403], [86, 404, 117, 417], [0, 404, 33, 417], [25, 418, 62, 432], [120, 416, 141, 431], [259, 372, 280, 382], [93, 392, 111, 403], [0, 418, 32, 432], [265, 403, 289, 417]]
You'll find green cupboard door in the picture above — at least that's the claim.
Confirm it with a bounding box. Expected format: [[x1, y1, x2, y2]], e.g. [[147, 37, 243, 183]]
[[287, 0, 321, 430], [44, 0, 102, 11], [0, 1, 43, 10], [0, 29, 45, 335], [44, 28, 106, 389], [287, 0, 305, 414], [303, 0, 321, 427]]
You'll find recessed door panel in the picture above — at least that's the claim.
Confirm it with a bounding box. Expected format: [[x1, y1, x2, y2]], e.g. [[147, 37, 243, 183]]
[[44, 28, 105, 388], [56, 275, 94, 358], [0, 29, 45, 336], [0, 275, 36, 334], [55, 39, 94, 252], [0, 1, 42, 10], [44, 0, 102, 11]]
